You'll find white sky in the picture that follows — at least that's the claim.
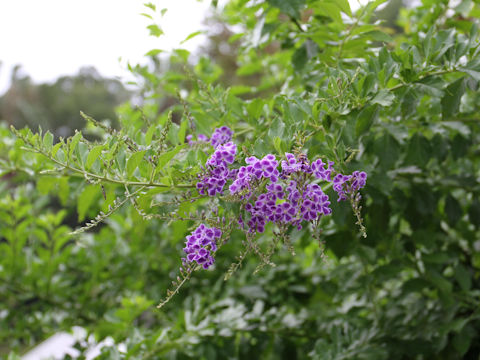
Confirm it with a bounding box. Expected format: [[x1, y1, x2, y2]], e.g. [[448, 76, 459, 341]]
[[0, 0, 213, 94], [0, 0, 366, 95]]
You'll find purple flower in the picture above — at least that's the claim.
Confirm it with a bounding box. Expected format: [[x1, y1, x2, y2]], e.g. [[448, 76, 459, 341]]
[[286, 180, 301, 205], [183, 224, 222, 269], [333, 174, 351, 201], [230, 155, 279, 196], [198, 142, 237, 196], [266, 183, 285, 200], [301, 184, 331, 221], [311, 159, 334, 182], [351, 171, 367, 192], [211, 126, 233, 148], [207, 142, 237, 167], [187, 133, 209, 146], [275, 202, 297, 223], [332, 171, 367, 202], [281, 153, 301, 175]]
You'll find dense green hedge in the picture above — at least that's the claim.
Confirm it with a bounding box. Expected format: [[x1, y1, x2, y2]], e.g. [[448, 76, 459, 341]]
[[1, 0, 480, 359]]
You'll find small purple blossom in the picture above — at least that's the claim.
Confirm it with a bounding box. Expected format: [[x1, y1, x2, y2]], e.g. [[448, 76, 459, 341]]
[[311, 159, 334, 182], [333, 174, 351, 201], [183, 224, 221, 269]]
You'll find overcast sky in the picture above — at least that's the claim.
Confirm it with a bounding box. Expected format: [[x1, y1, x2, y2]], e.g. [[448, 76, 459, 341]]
[[0, 0, 215, 94], [0, 0, 365, 95]]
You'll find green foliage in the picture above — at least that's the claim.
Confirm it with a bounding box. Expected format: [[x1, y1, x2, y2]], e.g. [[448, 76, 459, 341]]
[[2, 0, 480, 359]]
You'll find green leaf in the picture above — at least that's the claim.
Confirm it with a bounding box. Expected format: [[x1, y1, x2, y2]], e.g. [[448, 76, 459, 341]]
[[355, 105, 379, 136], [68, 131, 82, 159], [266, 0, 305, 18], [468, 199, 480, 227], [37, 177, 57, 194], [51, 141, 63, 157], [319, 3, 342, 22], [58, 177, 69, 205], [405, 133, 431, 167], [144, 2, 156, 11], [145, 49, 164, 57], [77, 185, 99, 221], [371, 90, 395, 106], [428, 270, 453, 294], [268, 117, 285, 139], [180, 31, 205, 44], [332, 0, 351, 16], [459, 67, 480, 81], [76, 142, 89, 166], [147, 24, 164, 37], [453, 325, 473, 356], [292, 43, 308, 71], [178, 120, 188, 144], [43, 131, 53, 150], [156, 145, 185, 173], [445, 194, 462, 225], [441, 77, 466, 119], [363, 30, 393, 42], [455, 264, 471, 292], [85, 145, 104, 171], [126, 151, 146, 178], [373, 133, 399, 169]]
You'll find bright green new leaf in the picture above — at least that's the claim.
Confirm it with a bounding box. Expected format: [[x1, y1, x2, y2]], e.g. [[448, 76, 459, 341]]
[[126, 151, 146, 178], [156, 145, 185, 174], [180, 31, 205, 44], [147, 24, 164, 37], [85, 145, 104, 171], [77, 185, 99, 221]]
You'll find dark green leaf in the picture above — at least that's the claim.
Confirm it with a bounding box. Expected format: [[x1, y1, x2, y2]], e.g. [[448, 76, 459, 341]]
[[355, 105, 379, 136], [441, 77, 466, 119], [445, 194, 462, 225], [266, 0, 305, 18]]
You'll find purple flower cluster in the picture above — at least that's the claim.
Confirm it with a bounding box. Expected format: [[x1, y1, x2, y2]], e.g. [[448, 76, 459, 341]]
[[230, 152, 368, 234], [187, 126, 233, 148], [333, 171, 367, 202], [193, 126, 367, 240], [197, 142, 237, 196], [211, 126, 233, 148], [183, 224, 221, 269], [311, 159, 334, 182], [238, 173, 332, 233], [229, 154, 280, 194], [281, 153, 311, 176]]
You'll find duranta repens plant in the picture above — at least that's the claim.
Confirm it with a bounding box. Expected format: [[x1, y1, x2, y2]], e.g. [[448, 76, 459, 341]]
[[2, 0, 480, 358]]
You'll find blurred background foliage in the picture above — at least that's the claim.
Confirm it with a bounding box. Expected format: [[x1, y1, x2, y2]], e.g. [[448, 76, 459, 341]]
[[0, 66, 131, 138], [1, 0, 480, 359]]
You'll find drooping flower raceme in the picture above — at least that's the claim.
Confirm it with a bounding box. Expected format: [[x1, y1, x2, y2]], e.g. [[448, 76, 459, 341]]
[[183, 224, 222, 269], [332, 171, 367, 202]]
